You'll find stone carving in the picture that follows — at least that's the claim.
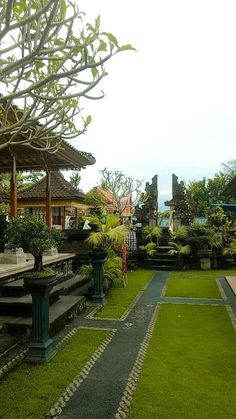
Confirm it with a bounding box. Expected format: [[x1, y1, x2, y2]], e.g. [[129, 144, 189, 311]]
[[137, 175, 158, 226]]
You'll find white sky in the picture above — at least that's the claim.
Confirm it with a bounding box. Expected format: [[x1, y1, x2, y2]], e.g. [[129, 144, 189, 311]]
[[68, 0, 236, 207]]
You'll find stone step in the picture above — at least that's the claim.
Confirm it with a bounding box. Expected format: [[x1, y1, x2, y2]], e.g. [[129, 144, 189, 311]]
[[0, 275, 87, 316], [157, 246, 173, 250], [3, 295, 86, 337], [0, 273, 85, 298]]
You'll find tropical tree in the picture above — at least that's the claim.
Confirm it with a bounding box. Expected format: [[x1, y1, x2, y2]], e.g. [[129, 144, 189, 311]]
[[80, 250, 123, 289], [85, 190, 108, 213], [168, 242, 191, 261], [221, 160, 236, 177], [85, 214, 127, 251], [69, 171, 81, 190], [184, 171, 234, 217], [0, 171, 44, 192], [0, 1, 134, 152], [99, 168, 143, 212], [169, 225, 188, 245], [142, 225, 162, 243], [139, 225, 162, 257]]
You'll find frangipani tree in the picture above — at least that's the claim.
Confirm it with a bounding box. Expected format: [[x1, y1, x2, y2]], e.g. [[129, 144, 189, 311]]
[[0, 0, 134, 152], [99, 168, 143, 213]]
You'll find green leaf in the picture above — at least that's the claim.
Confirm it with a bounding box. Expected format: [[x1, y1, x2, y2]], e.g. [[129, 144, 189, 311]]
[[23, 70, 31, 80], [98, 40, 107, 52], [35, 61, 45, 70], [102, 32, 118, 47], [95, 15, 101, 32], [54, 39, 64, 47], [85, 115, 92, 126], [91, 66, 99, 78], [118, 44, 136, 52], [60, 0, 67, 18]]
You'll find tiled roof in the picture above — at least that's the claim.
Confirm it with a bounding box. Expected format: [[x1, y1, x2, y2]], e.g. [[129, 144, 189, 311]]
[[91, 187, 114, 203], [18, 171, 85, 201]]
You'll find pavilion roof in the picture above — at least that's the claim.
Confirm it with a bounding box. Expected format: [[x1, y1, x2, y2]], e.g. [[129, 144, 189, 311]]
[[222, 175, 236, 198], [0, 98, 95, 172], [0, 139, 95, 172], [17, 171, 85, 201]]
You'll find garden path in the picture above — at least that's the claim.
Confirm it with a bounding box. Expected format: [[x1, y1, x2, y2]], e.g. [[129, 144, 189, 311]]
[[56, 271, 236, 419]]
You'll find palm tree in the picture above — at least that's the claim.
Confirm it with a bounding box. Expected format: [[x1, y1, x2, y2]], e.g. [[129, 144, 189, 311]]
[[86, 214, 127, 251], [168, 242, 191, 269], [170, 225, 188, 244], [221, 159, 236, 178], [168, 243, 191, 260], [142, 225, 162, 243]]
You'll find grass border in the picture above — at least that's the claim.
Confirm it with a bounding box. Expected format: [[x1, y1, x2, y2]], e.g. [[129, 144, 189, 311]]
[[115, 303, 160, 418], [46, 327, 116, 417], [126, 302, 236, 419], [86, 272, 155, 322]]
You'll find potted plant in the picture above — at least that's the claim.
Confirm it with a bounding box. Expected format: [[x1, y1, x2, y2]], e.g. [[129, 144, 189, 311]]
[[167, 226, 190, 270], [4, 213, 64, 364], [85, 214, 127, 303], [80, 249, 123, 291], [5, 212, 63, 273], [223, 241, 236, 268], [168, 242, 191, 270], [187, 223, 216, 270]]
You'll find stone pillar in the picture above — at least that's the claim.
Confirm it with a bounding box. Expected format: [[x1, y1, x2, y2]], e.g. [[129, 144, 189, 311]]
[[45, 169, 52, 229], [10, 154, 17, 218], [24, 276, 56, 364], [90, 251, 107, 304]]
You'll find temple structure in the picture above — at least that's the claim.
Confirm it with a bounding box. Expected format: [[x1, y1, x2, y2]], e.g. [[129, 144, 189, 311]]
[[0, 139, 95, 228], [165, 173, 191, 231], [16, 171, 89, 229], [137, 175, 158, 226]]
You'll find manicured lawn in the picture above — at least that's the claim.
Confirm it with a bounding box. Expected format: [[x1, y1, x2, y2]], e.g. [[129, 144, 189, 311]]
[[165, 269, 236, 298], [0, 328, 108, 419], [129, 304, 236, 419], [96, 269, 154, 319]]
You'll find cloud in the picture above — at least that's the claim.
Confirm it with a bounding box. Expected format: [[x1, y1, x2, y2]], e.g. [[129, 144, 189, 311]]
[[159, 188, 172, 197]]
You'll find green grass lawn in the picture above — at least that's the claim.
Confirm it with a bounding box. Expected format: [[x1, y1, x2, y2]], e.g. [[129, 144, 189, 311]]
[[96, 269, 154, 319], [165, 269, 236, 298], [129, 304, 236, 419], [0, 328, 108, 419]]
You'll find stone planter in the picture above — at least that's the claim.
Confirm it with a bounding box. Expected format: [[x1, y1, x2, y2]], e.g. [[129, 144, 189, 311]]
[[224, 257, 236, 269], [197, 249, 212, 270], [90, 251, 107, 304], [24, 273, 57, 364], [0, 248, 26, 264]]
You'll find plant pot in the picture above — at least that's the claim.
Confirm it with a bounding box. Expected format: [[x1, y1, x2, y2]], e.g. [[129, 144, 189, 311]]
[[197, 249, 213, 258], [89, 250, 108, 262], [23, 273, 57, 364], [197, 249, 212, 270], [176, 259, 184, 271], [225, 257, 236, 269]]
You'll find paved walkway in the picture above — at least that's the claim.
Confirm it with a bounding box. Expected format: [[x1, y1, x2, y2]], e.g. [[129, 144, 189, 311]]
[[55, 271, 236, 419]]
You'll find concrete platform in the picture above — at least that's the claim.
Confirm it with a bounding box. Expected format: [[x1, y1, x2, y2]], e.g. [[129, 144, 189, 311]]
[[0, 253, 75, 281], [225, 276, 236, 295]]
